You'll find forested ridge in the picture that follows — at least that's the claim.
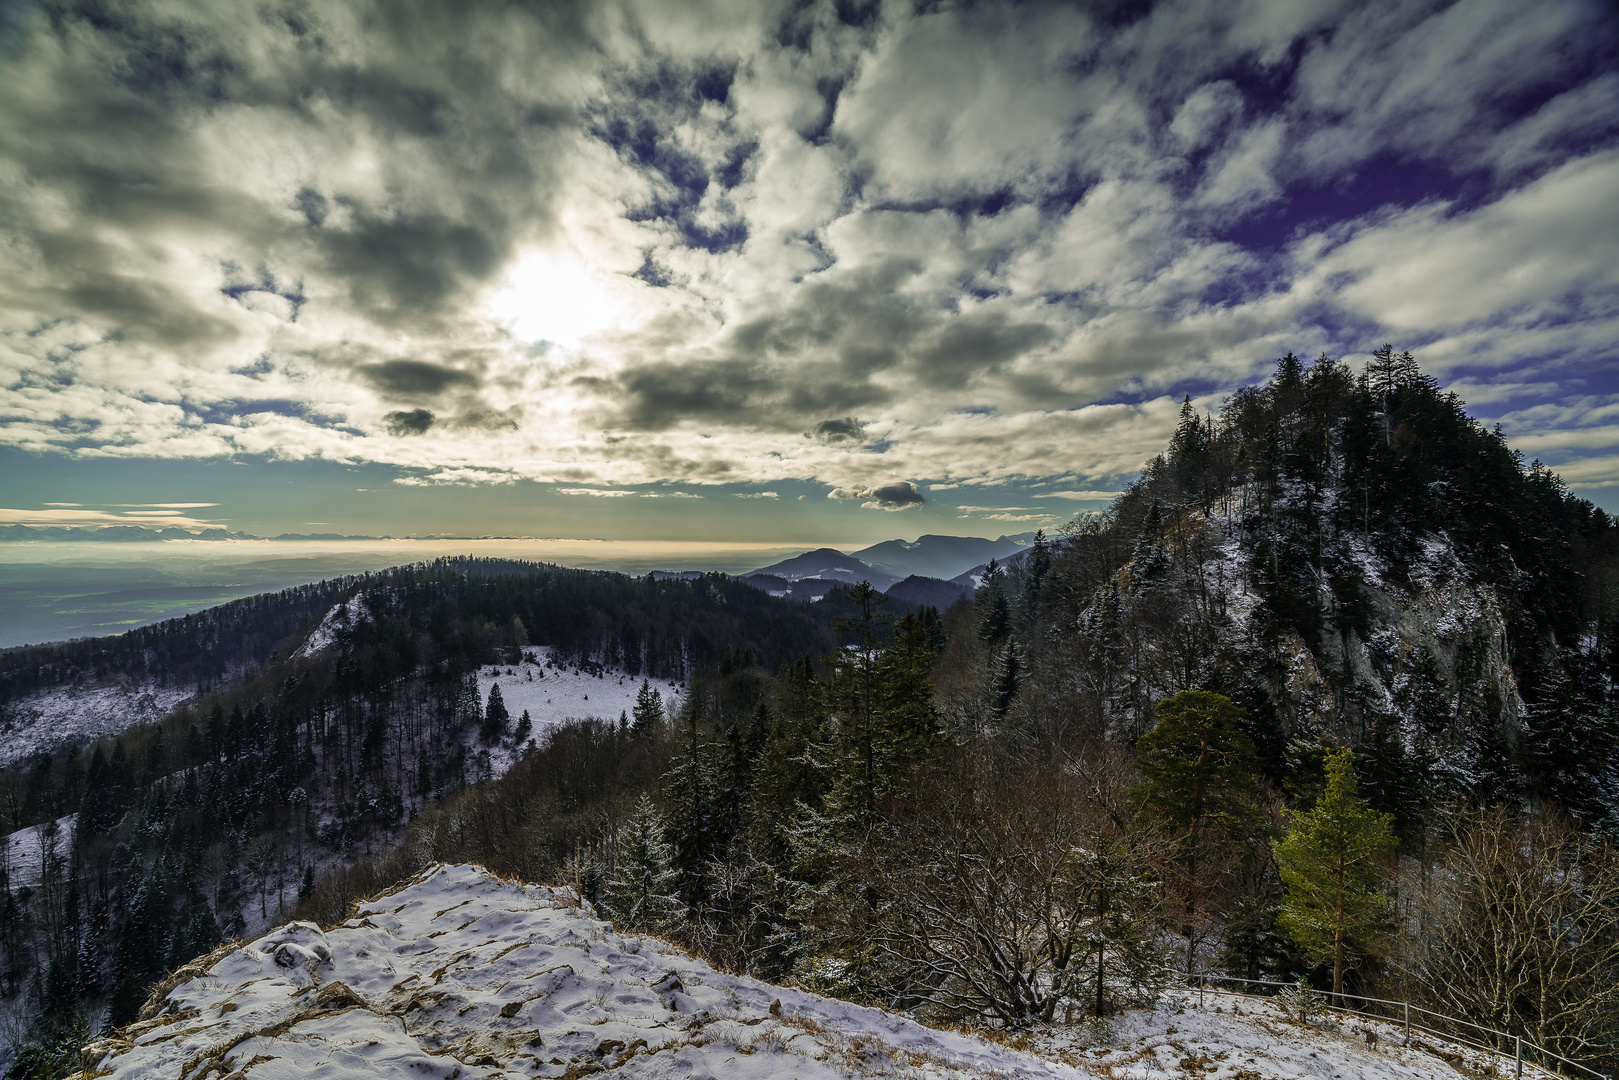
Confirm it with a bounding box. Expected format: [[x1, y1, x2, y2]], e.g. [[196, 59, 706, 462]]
[[0, 561, 838, 1075], [2, 350, 1618, 1078]]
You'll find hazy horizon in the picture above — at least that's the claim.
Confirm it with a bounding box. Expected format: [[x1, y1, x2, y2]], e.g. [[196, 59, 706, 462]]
[[0, 537, 882, 649]]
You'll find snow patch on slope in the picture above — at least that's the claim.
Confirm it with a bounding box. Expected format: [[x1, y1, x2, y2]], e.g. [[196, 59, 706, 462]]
[[0, 813, 74, 888], [293, 593, 370, 658], [89, 863, 1087, 1080], [0, 683, 193, 770], [1026, 990, 1559, 1080]]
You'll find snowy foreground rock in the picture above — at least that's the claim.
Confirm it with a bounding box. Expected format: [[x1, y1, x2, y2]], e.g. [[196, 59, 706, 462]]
[[86, 862, 1544, 1080], [84, 864, 1083, 1080]]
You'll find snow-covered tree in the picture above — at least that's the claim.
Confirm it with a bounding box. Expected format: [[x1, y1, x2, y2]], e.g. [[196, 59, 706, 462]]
[[603, 796, 680, 931]]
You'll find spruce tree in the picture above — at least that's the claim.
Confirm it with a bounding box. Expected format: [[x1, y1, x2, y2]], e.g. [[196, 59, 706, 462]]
[[828, 581, 891, 822], [1071, 836, 1167, 1016], [604, 796, 680, 930], [1275, 747, 1397, 1001], [481, 683, 509, 743], [989, 636, 1022, 722], [631, 679, 664, 738]]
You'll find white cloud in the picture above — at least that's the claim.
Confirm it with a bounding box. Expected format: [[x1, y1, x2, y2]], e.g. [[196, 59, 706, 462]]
[[0, 0, 1611, 507]]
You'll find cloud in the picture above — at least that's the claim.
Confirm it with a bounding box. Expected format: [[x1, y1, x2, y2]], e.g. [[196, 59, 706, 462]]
[[0, 505, 222, 528], [384, 409, 436, 435], [0, 0, 1612, 509], [831, 481, 924, 511], [359, 362, 479, 400], [557, 487, 639, 497], [394, 468, 516, 486], [809, 417, 864, 444], [735, 491, 779, 499]]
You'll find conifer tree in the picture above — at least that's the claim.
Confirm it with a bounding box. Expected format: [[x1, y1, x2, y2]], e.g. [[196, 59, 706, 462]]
[[1521, 665, 1619, 827], [631, 679, 664, 738], [1132, 690, 1263, 972], [977, 561, 1010, 647], [513, 709, 533, 744], [481, 683, 509, 743], [663, 688, 717, 897], [1071, 836, 1167, 1016], [878, 611, 942, 765], [604, 796, 680, 930], [1275, 747, 1397, 1000], [827, 582, 891, 821], [990, 636, 1022, 722]]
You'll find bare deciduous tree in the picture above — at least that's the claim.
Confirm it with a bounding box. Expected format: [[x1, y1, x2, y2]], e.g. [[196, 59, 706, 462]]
[[837, 743, 1167, 1026], [1398, 808, 1619, 1067]]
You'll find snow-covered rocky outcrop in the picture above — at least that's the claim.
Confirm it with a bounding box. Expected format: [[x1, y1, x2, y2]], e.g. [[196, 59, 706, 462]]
[[86, 864, 1550, 1080], [292, 593, 371, 658], [84, 863, 1083, 1080]]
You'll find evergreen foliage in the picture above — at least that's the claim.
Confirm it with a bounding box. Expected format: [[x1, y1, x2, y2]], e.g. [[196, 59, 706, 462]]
[[1275, 748, 1397, 999], [602, 796, 680, 931]]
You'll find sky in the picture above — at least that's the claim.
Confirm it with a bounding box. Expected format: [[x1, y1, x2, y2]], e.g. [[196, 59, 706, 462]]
[[0, 0, 1616, 543]]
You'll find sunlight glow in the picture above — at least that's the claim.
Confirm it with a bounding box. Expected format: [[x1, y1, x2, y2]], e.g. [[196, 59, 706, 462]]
[[489, 253, 618, 347]]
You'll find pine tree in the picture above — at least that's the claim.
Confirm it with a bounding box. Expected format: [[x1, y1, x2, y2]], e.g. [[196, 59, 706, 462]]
[[455, 675, 481, 732], [828, 582, 891, 822], [1131, 500, 1168, 581], [604, 796, 680, 930], [978, 569, 1011, 649], [513, 709, 533, 744], [1521, 665, 1619, 828], [1021, 530, 1051, 621], [663, 689, 717, 898], [481, 683, 509, 743], [631, 679, 664, 738], [1275, 747, 1397, 1001]]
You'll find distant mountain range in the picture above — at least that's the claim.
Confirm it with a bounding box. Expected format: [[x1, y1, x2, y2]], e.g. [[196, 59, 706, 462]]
[[738, 533, 1037, 605], [852, 533, 1034, 580]]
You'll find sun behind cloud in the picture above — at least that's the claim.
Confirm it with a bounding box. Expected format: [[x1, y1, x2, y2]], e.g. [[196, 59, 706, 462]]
[[488, 253, 622, 348]]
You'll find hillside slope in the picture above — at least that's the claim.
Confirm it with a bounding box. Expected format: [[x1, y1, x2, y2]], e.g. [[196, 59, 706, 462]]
[[90, 863, 1551, 1080]]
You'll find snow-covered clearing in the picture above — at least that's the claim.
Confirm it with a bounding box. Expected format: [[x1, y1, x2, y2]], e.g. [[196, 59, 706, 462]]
[[453, 649, 683, 786], [90, 863, 1554, 1080], [90, 863, 1084, 1080], [0, 682, 193, 770], [481, 649, 681, 739], [0, 813, 74, 888]]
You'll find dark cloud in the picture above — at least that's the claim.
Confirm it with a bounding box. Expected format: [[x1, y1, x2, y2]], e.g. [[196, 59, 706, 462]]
[[810, 417, 863, 443], [384, 408, 435, 435], [358, 359, 479, 399], [324, 210, 508, 317], [830, 481, 924, 510]]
